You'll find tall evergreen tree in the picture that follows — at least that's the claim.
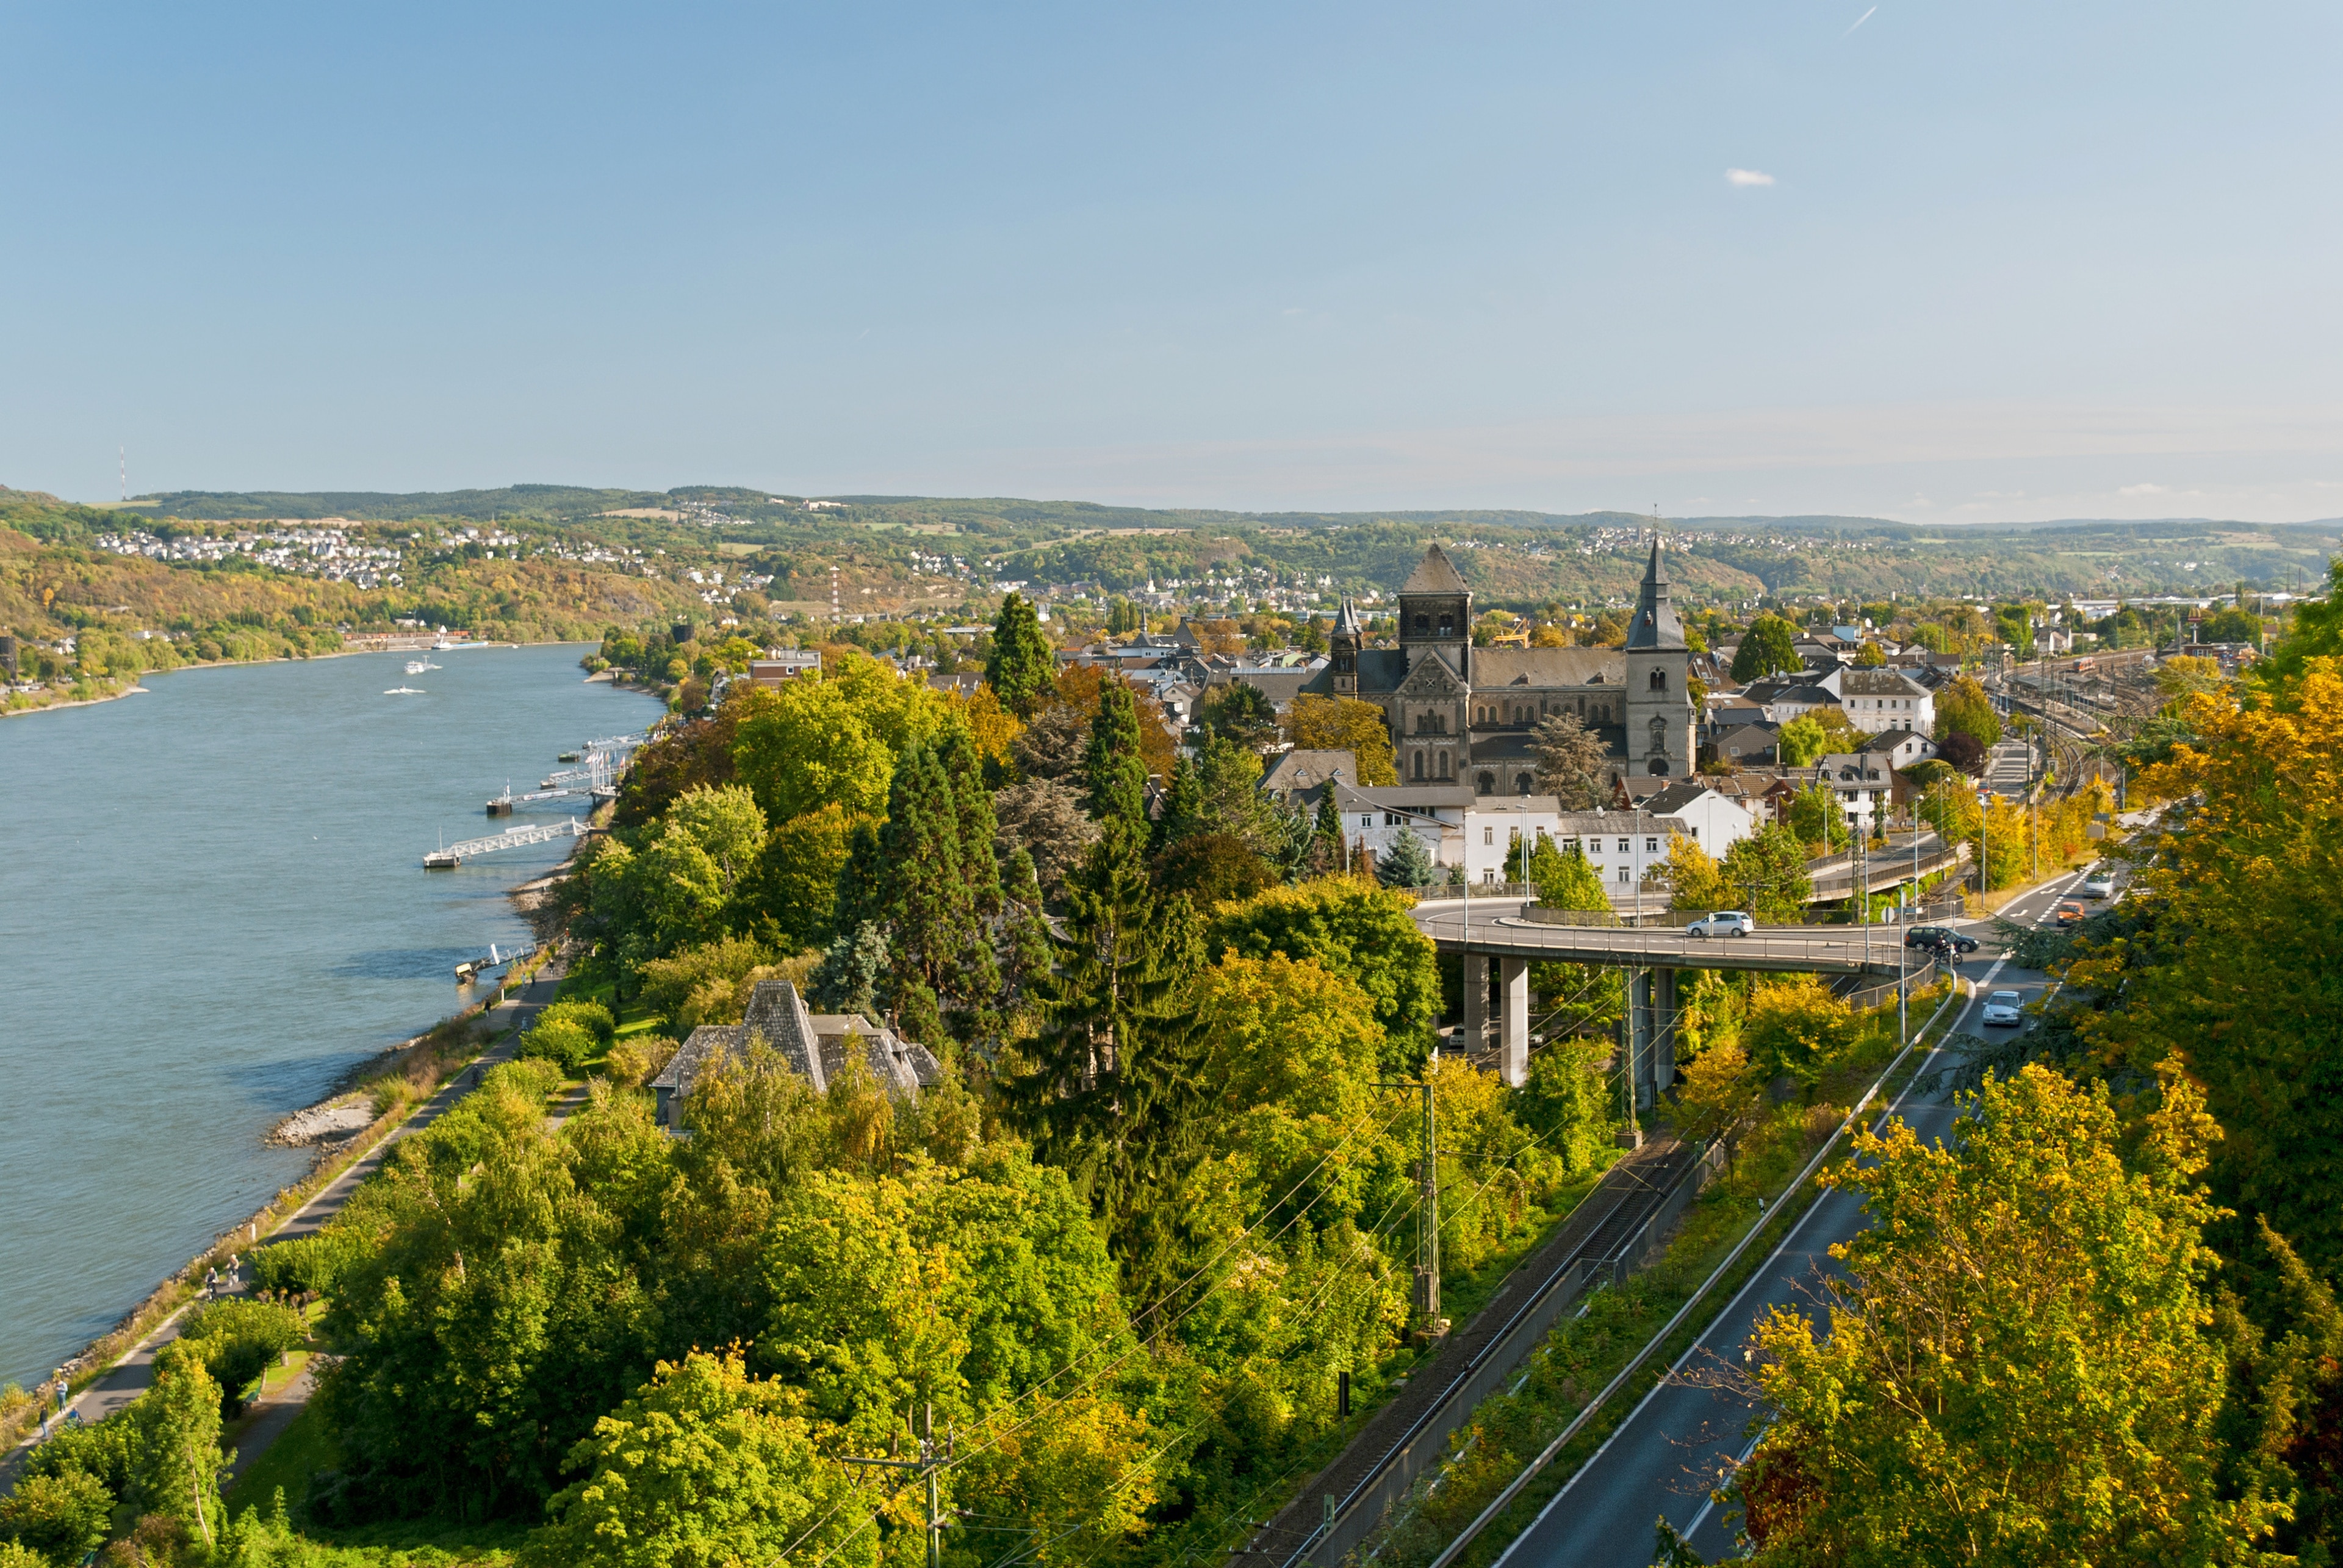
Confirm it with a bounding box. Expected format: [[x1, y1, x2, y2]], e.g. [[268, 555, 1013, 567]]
[[1001, 793, 1210, 1300], [1083, 681, 1148, 825], [1312, 785, 1345, 871], [985, 592, 1054, 718], [1154, 753, 1204, 852], [935, 725, 1004, 917]]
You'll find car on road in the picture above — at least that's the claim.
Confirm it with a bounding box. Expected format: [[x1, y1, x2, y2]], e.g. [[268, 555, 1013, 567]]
[[1981, 990, 2025, 1027], [1685, 910, 1755, 938], [1904, 925, 1979, 954], [2080, 873, 2115, 899], [2055, 901, 2086, 927]]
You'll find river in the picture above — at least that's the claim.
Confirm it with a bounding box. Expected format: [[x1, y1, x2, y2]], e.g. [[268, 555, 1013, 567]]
[[0, 644, 666, 1389]]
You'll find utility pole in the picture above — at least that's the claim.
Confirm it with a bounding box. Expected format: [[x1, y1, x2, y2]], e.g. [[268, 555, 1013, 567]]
[[1380, 1074, 1443, 1336], [841, 1404, 952, 1568]]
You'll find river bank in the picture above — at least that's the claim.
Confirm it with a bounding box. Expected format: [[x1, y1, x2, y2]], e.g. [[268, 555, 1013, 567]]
[[0, 637, 536, 719], [0, 643, 664, 1392]]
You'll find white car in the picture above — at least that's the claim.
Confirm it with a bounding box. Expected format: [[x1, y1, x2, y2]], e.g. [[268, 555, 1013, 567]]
[[2080, 874, 2115, 899], [1686, 911, 1755, 939], [1981, 990, 2024, 1027]]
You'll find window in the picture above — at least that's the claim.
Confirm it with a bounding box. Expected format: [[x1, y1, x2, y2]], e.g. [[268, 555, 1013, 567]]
[[1646, 838, 1659, 852], [1483, 825, 1493, 845], [1617, 838, 1630, 853], [1386, 813, 1403, 827], [1413, 752, 1425, 780], [1361, 815, 1373, 827], [1618, 866, 1631, 883], [1414, 614, 1430, 632], [1516, 772, 1533, 794], [1439, 615, 1455, 636], [1475, 769, 1494, 793], [1649, 669, 1667, 691], [1439, 752, 1452, 779], [1689, 825, 1699, 840]]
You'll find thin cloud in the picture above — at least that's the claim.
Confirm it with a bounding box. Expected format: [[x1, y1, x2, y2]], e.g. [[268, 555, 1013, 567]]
[[2119, 482, 2168, 496], [1845, 6, 1878, 37], [1726, 168, 1775, 187]]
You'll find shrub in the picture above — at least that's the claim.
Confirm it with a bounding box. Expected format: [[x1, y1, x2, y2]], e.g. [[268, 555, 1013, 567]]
[[0, 1469, 112, 1564], [178, 1299, 308, 1415], [1741, 976, 1859, 1087], [540, 999, 616, 1045], [21, 1412, 134, 1494], [1514, 1040, 1618, 1174], [519, 1013, 597, 1074], [606, 1034, 678, 1088], [248, 1234, 342, 1298]]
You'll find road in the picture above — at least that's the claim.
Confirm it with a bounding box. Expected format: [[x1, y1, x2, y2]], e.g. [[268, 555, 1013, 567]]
[[1486, 866, 2106, 1568], [1412, 902, 1919, 979], [3, 955, 569, 1479]]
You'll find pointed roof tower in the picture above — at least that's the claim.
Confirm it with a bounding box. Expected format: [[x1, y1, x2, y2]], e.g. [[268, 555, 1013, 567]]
[[1334, 595, 1364, 638], [1625, 540, 1685, 651], [1399, 543, 1470, 596]]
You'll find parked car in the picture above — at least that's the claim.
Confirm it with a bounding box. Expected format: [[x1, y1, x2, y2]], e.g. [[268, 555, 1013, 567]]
[[1981, 989, 2024, 1027], [1685, 910, 1755, 939], [1904, 925, 1979, 954], [2055, 901, 2086, 927], [2080, 874, 2115, 899]]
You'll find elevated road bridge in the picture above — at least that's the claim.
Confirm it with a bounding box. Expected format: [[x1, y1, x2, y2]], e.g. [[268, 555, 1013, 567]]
[[1410, 896, 1932, 1108]]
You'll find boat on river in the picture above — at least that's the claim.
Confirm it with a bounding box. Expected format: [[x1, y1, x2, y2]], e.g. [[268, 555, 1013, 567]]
[[405, 658, 438, 674], [384, 686, 424, 696]]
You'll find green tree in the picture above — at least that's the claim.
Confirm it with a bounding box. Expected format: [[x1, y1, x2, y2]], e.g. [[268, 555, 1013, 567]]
[[1527, 834, 1609, 912], [1730, 614, 1802, 682], [731, 678, 899, 823], [751, 800, 857, 952], [1735, 1068, 2274, 1563], [1530, 711, 1609, 808], [1934, 672, 2003, 748], [1785, 780, 1850, 854], [531, 1351, 874, 1568], [1212, 879, 1442, 1072], [1776, 713, 1827, 768], [0, 1470, 112, 1565], [987, 592, 1054, 718], [636, 785, 769, 951], [1377, 825, 1436, 888], [178, 1298, 309, 1417], [1719, 822, 1811, 924], [128, 1341, 227, 1550], [1083, 682, 1148, 825], [1154, 752, 1205, 850], [1198, 682, 1279, 752]]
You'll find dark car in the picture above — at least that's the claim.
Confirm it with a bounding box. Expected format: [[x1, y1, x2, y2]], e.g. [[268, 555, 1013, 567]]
[[1904, 925, 1979, 954]]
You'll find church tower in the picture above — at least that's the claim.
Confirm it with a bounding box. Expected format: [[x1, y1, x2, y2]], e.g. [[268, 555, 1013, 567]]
[[1624, 541, 1691, 777], [1396, 543, 1472, 683], [1330, 596, 1362, 696]]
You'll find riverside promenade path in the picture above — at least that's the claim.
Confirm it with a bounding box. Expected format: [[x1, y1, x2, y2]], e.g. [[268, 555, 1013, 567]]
[[1, 955, 570, 1489]]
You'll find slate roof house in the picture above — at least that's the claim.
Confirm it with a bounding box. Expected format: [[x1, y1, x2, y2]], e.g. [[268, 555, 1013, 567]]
[[650, 980, 943, 1132], [1293, 542, 1693, 794]]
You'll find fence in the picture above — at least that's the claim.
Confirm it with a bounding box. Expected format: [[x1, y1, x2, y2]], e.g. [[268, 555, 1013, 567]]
[[1839, 957, 1942, 1013], [1275, 1142, 1726, 1568]]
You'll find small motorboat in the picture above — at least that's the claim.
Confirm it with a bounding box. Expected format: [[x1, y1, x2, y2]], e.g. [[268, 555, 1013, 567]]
[[405, 658, 438, 674], [558, 750, 580, 763], [384, 686, 424, 696]]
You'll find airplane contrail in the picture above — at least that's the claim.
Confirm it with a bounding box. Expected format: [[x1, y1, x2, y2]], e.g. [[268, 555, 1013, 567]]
[[1845, 5, 1877, 35]]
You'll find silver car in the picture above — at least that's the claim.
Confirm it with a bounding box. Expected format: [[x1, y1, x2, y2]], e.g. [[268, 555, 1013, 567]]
[[1686, 910, 1755, 939], [1981, 990, 2024, 1027], [2080, 874, 2115, 899]]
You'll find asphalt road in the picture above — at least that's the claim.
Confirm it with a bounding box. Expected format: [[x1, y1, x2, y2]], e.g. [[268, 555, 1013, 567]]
[[1486, 866, 2106, 1568], [1411, 903, 1927, 979]]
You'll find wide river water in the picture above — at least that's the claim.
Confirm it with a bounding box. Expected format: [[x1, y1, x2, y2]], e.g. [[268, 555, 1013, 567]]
[[0, 644, 665, 1388]]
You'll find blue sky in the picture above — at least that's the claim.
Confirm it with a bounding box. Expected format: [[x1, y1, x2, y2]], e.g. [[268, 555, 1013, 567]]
[[4, 2, 2339, 521]]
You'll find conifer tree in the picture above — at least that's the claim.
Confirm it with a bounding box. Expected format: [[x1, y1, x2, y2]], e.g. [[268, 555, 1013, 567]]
[[1005, 683, 1210, 1298], [1377, 825, 1436, 888], [985, 592, 1054, 718], [1154, 752, 1204, 852], [1083, 681, 1148, 825]]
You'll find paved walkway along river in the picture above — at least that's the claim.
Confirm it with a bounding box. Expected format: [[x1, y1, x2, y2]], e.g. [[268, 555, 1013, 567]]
[[1, 955, 573, 1491]]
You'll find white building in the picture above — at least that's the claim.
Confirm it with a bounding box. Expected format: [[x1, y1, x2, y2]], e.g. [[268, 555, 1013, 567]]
[[1812, 753, 1898, 833], [1823, 667, 1935, 734], [1638, 782, 1760, 858]]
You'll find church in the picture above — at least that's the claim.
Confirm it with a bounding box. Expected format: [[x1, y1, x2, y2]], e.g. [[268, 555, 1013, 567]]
[[1298, 541, 1693, 793]]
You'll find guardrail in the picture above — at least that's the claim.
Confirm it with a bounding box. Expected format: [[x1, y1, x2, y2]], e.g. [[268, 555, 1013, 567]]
[[1417, 913, 1913, 976]]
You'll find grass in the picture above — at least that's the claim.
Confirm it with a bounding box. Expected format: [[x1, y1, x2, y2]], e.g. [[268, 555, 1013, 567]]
[[225, 1402, 342, 1519]]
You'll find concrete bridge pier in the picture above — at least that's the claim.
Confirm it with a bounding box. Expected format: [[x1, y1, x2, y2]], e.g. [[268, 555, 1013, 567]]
[[1462, 954, 1489, 1049], [1624, 968, 1681, 1110], [1497, 956, 1530, 1087]]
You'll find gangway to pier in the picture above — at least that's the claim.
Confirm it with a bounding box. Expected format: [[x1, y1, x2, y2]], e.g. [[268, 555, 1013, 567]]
[[423, 817, 588, 869], [487, 782, 586, 815]]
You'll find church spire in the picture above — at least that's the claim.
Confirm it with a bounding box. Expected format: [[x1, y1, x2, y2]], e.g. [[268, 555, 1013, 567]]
[[1625, 540, 1683, 650]]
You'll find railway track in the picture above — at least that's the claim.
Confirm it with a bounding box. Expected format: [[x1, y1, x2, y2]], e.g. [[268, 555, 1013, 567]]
[[1241, 1140, 1705, 1568]]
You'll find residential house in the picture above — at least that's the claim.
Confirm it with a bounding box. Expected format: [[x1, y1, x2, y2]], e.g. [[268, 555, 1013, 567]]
[[1259, 749, 1357, 797], [650, 980, 940, 1134], [1859, 728, 1937, 769], [746, 649, 822, 688]]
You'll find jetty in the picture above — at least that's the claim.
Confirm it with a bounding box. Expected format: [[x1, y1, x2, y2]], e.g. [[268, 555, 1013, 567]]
[[423, 817, 588, 869]]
